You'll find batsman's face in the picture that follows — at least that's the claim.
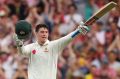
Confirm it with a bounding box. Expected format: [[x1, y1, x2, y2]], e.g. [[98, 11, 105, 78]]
[[36, 27, 49, 44]]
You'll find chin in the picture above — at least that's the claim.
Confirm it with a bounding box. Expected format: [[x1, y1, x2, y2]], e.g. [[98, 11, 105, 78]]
[[42, 39, 47, 42]]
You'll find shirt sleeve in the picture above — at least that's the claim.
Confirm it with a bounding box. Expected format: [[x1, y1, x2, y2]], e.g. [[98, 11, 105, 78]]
[[17, 44, 31, 57], [51, 29, 81, 54]]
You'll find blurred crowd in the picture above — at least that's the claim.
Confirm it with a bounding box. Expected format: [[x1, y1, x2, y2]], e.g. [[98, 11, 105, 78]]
[[0, 0, 120, 79]]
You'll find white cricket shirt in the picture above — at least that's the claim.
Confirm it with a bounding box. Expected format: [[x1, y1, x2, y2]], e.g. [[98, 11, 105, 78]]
[[17, 31, 78, 79]]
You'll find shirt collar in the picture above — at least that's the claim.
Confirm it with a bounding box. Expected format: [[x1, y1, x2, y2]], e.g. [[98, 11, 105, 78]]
[[43, 40, 49, 46], [36, 40, 50, 46]]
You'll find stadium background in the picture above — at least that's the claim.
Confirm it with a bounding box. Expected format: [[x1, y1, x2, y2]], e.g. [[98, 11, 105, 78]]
[[0, 0, 120, 79]]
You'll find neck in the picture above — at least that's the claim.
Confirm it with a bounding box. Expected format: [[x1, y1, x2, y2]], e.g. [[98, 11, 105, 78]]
[[38, 40, 47, 46], [39, 42, 45, 46]]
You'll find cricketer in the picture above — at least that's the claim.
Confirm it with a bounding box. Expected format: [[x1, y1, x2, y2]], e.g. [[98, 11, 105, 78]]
[[14, 21, 90, 79]]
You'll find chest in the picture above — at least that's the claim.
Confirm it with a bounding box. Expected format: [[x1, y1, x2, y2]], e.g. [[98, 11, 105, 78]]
[[29, 45, 55, 63], [31, 45, 50, 56]]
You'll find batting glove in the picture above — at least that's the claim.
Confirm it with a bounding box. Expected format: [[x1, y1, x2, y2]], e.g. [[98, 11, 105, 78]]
[[13, 34, 23, 47], [78, 21, 90, 35]]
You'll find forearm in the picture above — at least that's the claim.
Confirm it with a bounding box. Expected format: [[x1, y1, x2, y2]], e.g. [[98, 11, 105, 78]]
[[63, 27, 87, 41], [107, 39, 117, 52], [59, 29, 80, 45], [70, 29, 82, 38], [17, 46, 24, 55], [68, 43, 76, 58], [13, 34, 30, 57], [107, 35, 119, 52]]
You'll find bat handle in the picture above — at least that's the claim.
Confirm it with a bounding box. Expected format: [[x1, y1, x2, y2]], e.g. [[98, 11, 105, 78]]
[[84, 17, 99, 26]]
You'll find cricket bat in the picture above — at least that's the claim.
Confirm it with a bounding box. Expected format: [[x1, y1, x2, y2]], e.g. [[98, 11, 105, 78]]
[[84, 1, 117, 26]]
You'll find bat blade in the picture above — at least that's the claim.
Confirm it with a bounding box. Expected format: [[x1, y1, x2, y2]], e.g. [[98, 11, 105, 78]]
[[84, 1, 117, 26]]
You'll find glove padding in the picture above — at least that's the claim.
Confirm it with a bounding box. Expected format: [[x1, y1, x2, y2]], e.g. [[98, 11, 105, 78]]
[[13, 34, 23, 47], [78, 22, 90, 35]]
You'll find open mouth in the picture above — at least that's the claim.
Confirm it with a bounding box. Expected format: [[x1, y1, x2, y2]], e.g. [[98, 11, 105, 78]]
[[42, 37, 46, 39]]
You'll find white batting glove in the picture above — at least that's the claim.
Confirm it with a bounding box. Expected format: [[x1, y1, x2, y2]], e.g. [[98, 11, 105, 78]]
[[78, 21, 90, 35], [13, 34, 23, 47]]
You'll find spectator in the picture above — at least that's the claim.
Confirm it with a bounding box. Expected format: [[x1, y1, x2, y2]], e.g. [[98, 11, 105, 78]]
[[0, 59, 6, 79], [12, 61, 28, 79], [108, 51, 120, 72], [85, 65, 99, 79], [0, 8, 14, 52], [98, 58, 117, 79], [7, 0, 29, 20]]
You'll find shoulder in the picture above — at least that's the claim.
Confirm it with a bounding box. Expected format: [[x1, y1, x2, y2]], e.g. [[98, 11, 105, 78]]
[[48, 40, 60, 47], [49, 39, 61, 43], [48, 40, 56, 45]]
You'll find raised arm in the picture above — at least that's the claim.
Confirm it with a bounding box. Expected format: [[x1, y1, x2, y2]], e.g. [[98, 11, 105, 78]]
[[13, 34, 31, 57], [107, 34, 120, 52], [51, 22, 90, 54]]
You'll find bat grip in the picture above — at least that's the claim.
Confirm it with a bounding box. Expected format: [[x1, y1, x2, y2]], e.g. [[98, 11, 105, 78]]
[[84, 17, 99, 26]]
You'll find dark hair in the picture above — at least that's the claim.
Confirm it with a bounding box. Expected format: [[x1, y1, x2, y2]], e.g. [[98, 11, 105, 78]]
[[35, 24, 49, 32]]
